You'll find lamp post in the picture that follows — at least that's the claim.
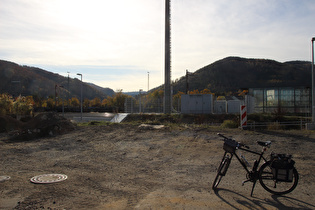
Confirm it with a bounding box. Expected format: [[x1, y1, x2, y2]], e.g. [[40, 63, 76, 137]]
[[77, 73, 83, 121], [312, 37, 315, 123], [59, 86, 65, 117], [67, 71, 70, 109], [55, 84, 58, 110], [147, 72, 150, 92], [139, 89, 143, 113]]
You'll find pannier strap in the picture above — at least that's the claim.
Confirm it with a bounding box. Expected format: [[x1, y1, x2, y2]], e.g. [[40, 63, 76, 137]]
[[257, 141, 271, 147]]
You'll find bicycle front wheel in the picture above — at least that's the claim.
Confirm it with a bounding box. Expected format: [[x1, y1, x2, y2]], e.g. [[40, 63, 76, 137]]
[[259, 161, 298, 195], [212, 154, 231, 190]]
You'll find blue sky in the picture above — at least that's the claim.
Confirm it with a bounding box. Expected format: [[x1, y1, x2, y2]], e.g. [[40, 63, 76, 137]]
[[1, 0, 314, 92]]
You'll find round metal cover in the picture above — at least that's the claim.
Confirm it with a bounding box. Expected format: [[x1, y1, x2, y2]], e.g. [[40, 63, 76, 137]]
[[30, 174, 67, 184], [0, 176, 11, 182]]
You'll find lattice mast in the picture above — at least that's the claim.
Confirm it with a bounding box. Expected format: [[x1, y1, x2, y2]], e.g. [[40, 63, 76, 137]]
[[164, 0, 172, 114]]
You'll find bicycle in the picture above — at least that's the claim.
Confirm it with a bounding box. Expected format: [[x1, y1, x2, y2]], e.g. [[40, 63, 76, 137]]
[[212, 133, 299, 196]]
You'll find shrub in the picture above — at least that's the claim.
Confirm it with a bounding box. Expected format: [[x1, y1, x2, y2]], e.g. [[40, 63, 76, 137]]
[[221, 120, 239, 128]]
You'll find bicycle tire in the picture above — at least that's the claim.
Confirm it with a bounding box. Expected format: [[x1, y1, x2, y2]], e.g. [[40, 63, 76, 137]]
[[212, 155, 231, 190], [258, 161, 298, 195]]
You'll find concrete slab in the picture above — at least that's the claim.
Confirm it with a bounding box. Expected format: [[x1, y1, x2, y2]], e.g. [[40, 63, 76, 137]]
[[111, 113, 129, 123]]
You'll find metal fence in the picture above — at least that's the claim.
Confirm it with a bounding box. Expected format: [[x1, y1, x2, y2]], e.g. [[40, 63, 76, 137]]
[[247, 120, 309, 130]]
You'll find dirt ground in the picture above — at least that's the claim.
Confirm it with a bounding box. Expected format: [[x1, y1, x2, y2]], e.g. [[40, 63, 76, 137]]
[[1, 123, 315, 209]]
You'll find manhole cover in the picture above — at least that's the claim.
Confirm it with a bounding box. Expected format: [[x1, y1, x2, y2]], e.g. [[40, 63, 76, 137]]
[[30, 174, 68, 184], [0, 176, 10, 182]]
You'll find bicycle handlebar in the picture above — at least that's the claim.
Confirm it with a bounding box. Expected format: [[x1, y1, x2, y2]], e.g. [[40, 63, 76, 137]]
[[217, 133, 249, 149]]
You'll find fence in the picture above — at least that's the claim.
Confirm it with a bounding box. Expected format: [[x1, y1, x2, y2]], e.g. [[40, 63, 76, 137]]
[[247, 120, 309, 130]]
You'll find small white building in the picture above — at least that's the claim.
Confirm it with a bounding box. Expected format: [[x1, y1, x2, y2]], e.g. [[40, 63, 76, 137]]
[[181, 94, 213, 114], [214, 100, 227, 114], [227, 100, 241, 114]]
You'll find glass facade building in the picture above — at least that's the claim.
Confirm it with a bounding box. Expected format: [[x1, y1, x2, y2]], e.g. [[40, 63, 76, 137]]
[[248, 87, 311, 114]]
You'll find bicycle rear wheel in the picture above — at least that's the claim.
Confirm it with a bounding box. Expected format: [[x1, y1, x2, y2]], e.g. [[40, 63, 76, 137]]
[[259, 161, 298, 195], [212, 154, 231, 190]]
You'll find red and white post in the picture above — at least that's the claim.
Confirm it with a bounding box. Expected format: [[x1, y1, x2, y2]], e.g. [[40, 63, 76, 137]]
[[240, 105, 247, 129]]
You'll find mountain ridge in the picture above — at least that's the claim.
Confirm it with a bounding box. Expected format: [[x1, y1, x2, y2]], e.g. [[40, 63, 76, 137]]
[[0, 60, 114, 99], [172, 56, 311, 94], [1, 57, 312, 98]]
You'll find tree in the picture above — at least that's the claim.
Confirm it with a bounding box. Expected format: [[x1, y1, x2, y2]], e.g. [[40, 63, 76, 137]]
[[105, 90, 129, 112], [90, 97, 101, 107], [112, 91, 129, 112], [189, 89, 200, 94], [173, 91, 185, 111], [0, 93, 14, 115], [83, 99, 90, 109], [13, 95, 33, 116], [200, 88, 214, 95], [70, 97, 80, 107], [101, 98, 109, 107]]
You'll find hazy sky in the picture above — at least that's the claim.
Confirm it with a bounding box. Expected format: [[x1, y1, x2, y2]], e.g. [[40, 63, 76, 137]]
[[1, 0, 314, 92]]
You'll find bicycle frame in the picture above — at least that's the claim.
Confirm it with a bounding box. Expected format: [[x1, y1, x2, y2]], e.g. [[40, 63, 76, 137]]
[[235, 146, 268, 174]]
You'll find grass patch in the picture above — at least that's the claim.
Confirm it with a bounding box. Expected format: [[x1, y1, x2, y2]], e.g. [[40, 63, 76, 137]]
[[221, 120, 239, 128]]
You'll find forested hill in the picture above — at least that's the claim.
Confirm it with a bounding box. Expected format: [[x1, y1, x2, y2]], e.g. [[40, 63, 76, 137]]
[[172, 57, 311, 94], [0, 60, 114, 99]]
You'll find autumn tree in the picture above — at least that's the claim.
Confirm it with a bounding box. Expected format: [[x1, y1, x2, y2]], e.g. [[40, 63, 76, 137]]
[[101, 98, 109, 107], [189, 89, 200, 94], [13, 95, 33, 116], [104, 90, 129, 112], [70, 97, 80, 107], [0, 93, 14, 115], [90, 97, 101, 107], [83, 99, 90, 109], [200, 88, 214, 95], [173, 91, 185, 111]]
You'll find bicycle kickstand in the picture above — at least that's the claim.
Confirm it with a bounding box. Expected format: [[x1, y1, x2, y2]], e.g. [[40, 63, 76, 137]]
[[250, 180, 257, 197], [242, 179, 257, 196]]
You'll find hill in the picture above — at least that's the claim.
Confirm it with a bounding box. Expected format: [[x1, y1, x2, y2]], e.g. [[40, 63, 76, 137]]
[[172, 57, 311, 94], [0, 60, 114, 99]]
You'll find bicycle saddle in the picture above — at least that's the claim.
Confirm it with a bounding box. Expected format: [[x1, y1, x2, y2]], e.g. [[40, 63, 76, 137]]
[[257, 141, 271, 147]]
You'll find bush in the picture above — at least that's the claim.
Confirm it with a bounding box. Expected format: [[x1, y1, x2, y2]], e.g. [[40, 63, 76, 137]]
[[221, 120, 239, 128]]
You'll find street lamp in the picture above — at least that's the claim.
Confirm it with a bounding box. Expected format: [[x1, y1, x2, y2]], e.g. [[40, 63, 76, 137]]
[[77, 73, 83, 121], [59, 86, 65, 117], [147, 72, 150, 92], [312, 37, 315, 123], [139, 89, 143, 113]]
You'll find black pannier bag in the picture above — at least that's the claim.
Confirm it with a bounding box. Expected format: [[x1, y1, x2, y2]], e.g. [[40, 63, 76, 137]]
[[223, 139, 238, 153], [270, 153, 295, 182]]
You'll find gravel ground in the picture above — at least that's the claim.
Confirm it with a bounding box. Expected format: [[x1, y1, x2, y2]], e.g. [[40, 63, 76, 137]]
[[0, 123, 315, 209]]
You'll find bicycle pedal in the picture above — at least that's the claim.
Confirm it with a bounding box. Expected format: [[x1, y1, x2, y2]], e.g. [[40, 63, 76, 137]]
[[242, 179, 250, 186]]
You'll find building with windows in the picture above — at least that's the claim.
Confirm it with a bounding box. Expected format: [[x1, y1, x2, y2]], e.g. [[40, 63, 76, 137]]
[[248, 87, 311, 114]]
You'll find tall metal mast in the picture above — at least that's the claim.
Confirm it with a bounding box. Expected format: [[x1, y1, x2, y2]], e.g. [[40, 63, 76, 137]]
[[164, 0, 172, 114]]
